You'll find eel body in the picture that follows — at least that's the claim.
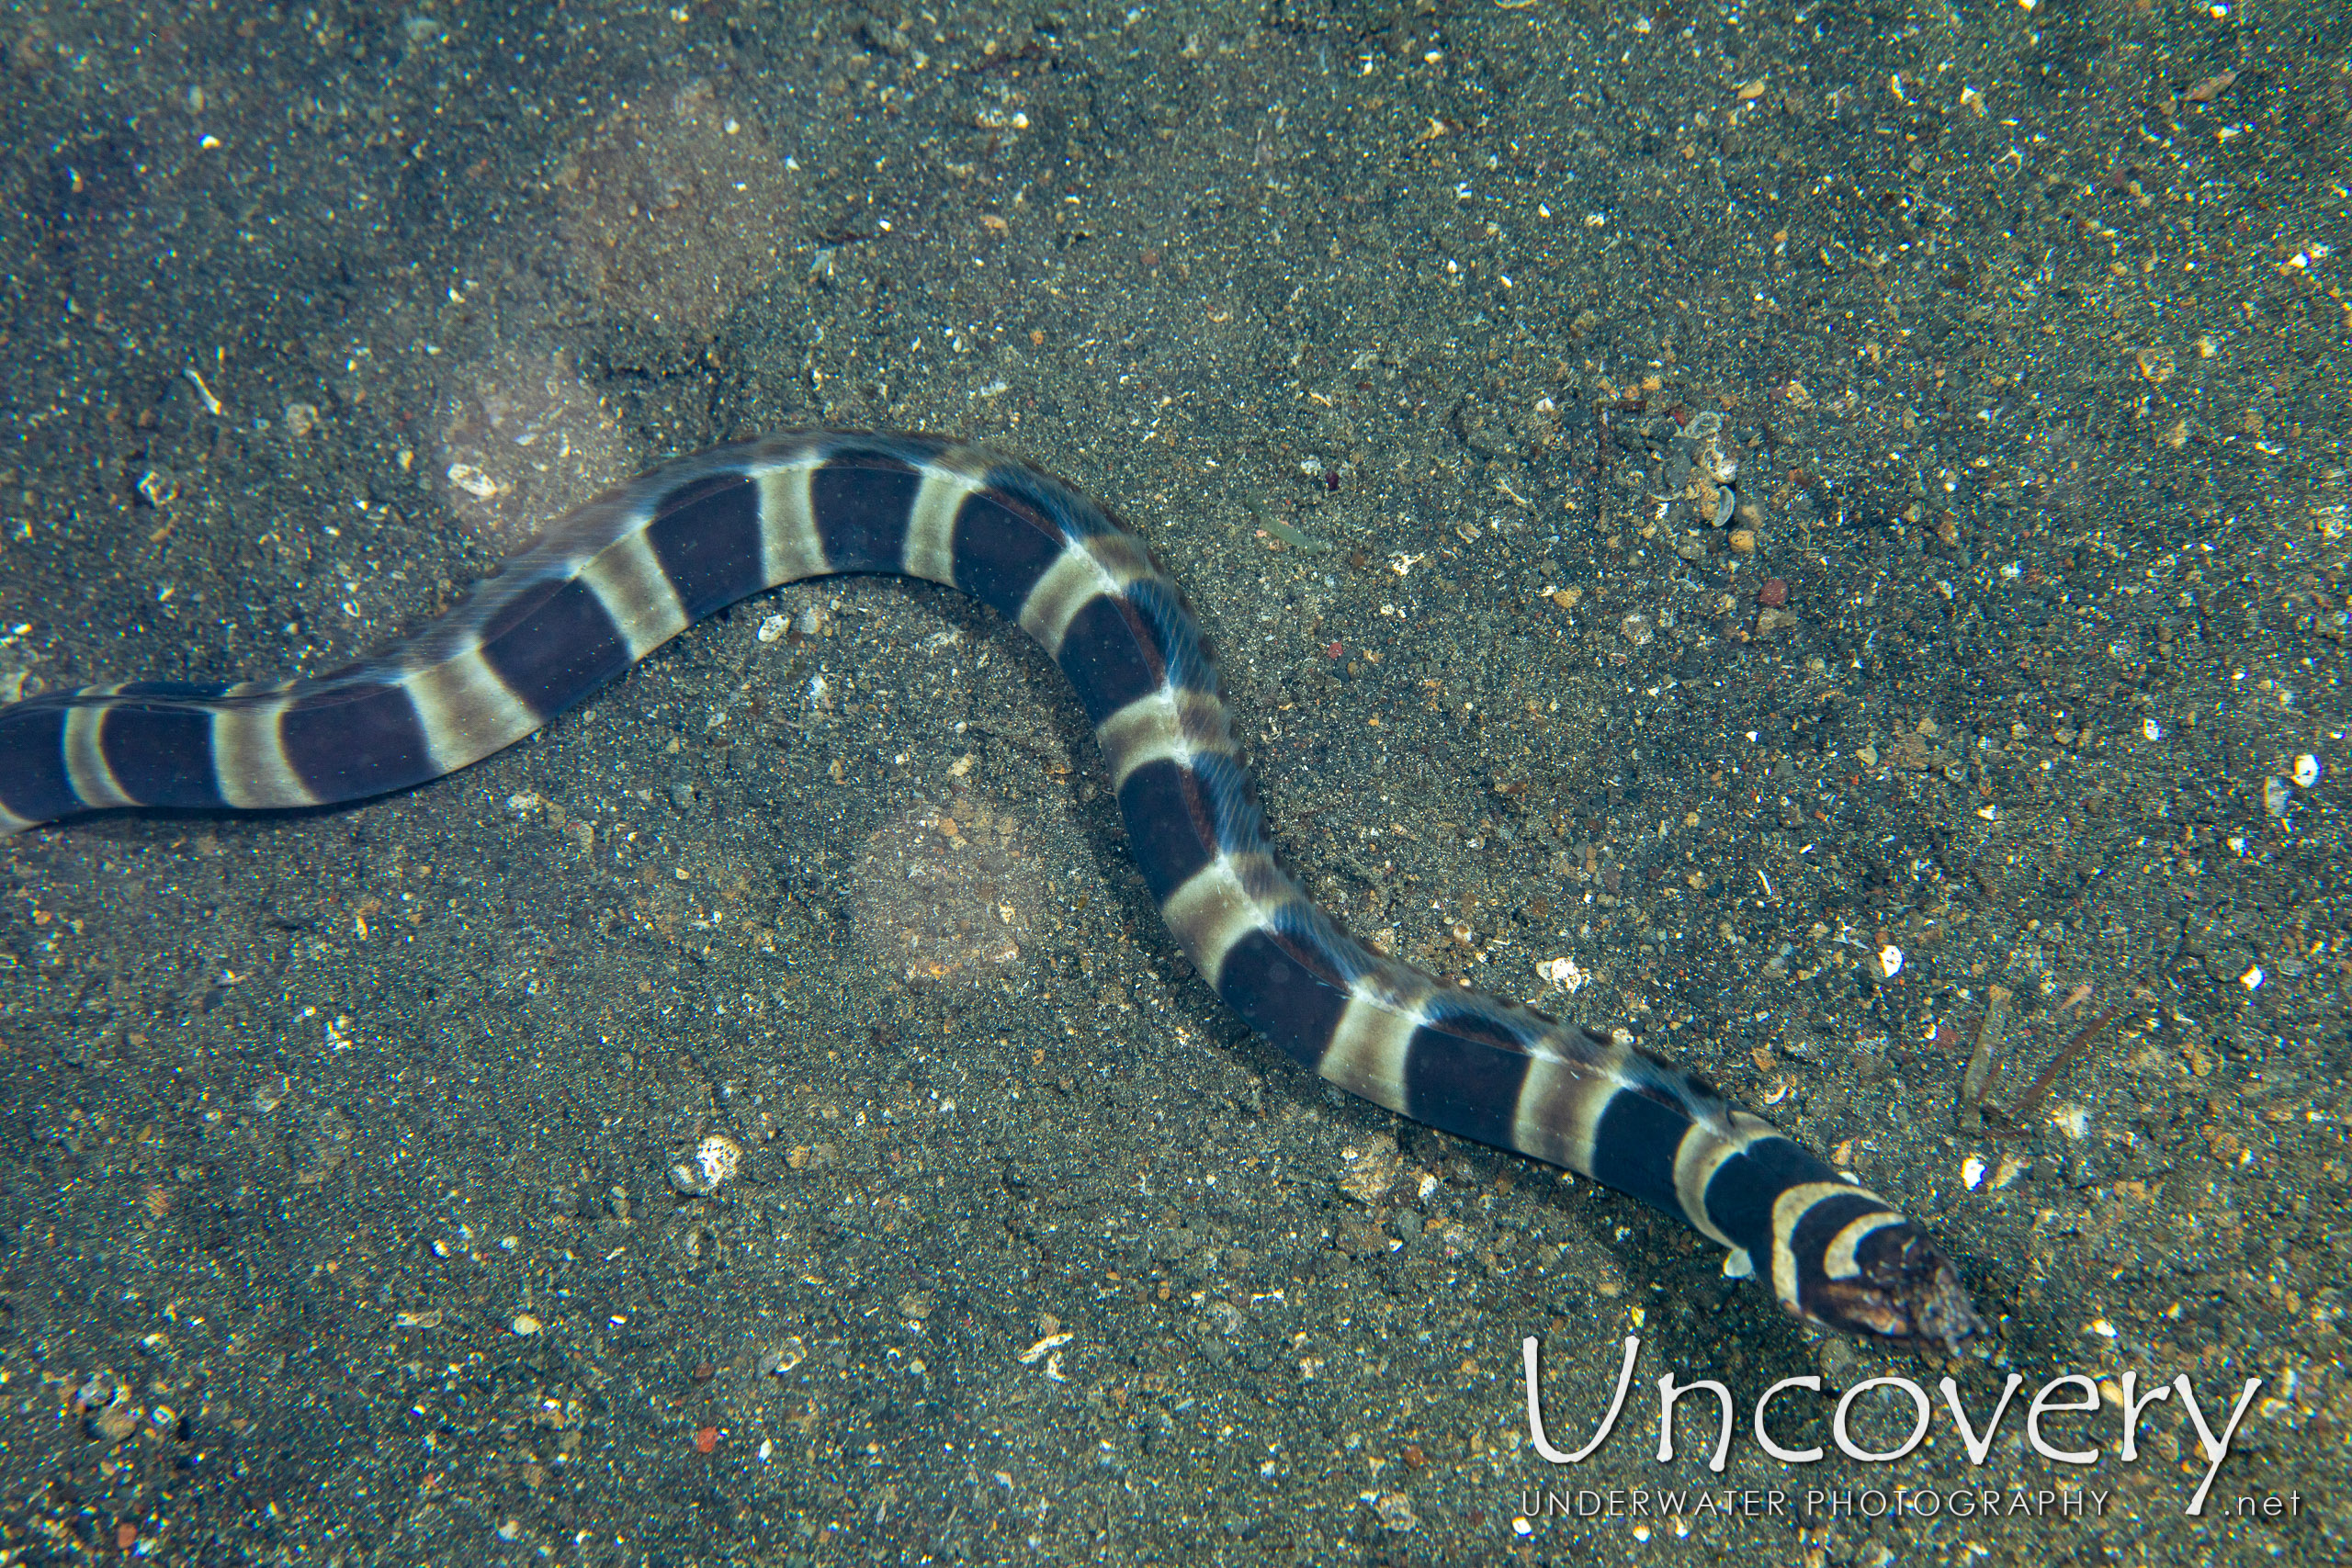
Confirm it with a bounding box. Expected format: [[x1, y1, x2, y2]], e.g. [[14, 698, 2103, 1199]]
[[0, 432, 1986, 1352]]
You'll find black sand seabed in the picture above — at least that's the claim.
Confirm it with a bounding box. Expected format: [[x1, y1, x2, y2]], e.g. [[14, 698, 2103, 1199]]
[[0, 2, 2343, 1562]]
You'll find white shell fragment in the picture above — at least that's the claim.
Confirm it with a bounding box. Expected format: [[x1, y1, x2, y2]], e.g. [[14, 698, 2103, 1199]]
[[1876, 943, 1905, 979], [670, 1134, 745, 1196], [2293, 752, 2322, 788], [1536, 954, 1589, 992]]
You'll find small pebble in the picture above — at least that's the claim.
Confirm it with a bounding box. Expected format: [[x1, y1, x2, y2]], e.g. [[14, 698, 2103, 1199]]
[[671, 1134, 745, 1196], [1337, 1133, 1402, 1204], [95, 1394, 141, 1441], [1758, 577, 1789, 607]]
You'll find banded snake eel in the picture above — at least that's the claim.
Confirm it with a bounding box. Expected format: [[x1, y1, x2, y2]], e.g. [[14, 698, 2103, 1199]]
[[0, 432, 1987, 1353]]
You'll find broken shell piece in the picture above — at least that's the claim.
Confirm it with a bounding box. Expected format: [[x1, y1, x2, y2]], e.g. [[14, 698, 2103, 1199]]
[[670, 1134, 745, 1196]]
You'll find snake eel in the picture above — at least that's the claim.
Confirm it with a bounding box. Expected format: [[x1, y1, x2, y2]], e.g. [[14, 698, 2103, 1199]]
[[0, 432, 1987, 1353]]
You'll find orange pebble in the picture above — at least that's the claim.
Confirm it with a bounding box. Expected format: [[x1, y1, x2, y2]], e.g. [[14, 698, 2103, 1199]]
[[694, 1426, 719, 1454], [117, 1522, 139, 1550]]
